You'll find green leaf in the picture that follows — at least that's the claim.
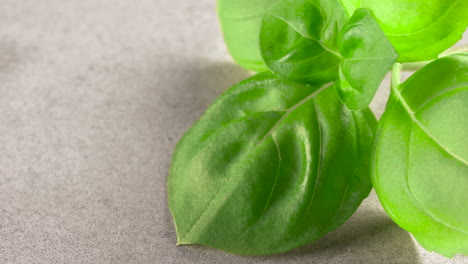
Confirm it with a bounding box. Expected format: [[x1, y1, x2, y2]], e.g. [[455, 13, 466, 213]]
[[169, 72, 376, 255], [337, 8, 398, 110], [259, 0, 347, 84], [372, 54, 468, 257], [217, 0, 280, 71], [346, 0, 468, 62], [259, 1, 397, 109]]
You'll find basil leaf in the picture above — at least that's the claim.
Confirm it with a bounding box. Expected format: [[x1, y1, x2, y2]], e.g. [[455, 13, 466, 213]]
[[259, 0, 347, 85], [337, 8, 398, 110], [259, 1, 397, 110], [345, 0, 468, 62], [169, 72, 376, 255], [217, 0, 280, 71], [372, 54, 468, 257]]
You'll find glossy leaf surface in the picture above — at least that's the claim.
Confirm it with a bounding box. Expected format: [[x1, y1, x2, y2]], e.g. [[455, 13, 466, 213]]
[[259, 1, 397, 110], [217, 0, 280, 71], [169, 72, 376, 255], [343, 0, 468, 62], [372, 54, 468, 257]]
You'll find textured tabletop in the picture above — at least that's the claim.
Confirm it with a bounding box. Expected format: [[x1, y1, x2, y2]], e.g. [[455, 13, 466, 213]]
[[0, 0, 467, 263]]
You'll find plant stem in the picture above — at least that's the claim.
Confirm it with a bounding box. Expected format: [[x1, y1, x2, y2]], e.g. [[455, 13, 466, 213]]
[[401, 61, 431, 71], [440, 45, 468, 56], [391, 63, 402, 91], [402, 44, 468, 71]]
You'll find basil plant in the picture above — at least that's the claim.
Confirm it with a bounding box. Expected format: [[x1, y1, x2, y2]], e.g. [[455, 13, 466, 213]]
[[168, 0, 468, 257]]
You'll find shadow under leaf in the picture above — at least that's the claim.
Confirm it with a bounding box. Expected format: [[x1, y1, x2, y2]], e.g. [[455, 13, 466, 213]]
[[252, 194, 421, 264]]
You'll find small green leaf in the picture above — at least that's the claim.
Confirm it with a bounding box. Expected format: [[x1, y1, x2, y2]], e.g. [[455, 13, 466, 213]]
[[259, 0, 347, 85], [169, 72, 376, 255], [217, 0, 280, 71], [372, 54, 468, 257], [259, 0, 397, 109], [347, 0, 468, 62], [337, 9, 398, 110]]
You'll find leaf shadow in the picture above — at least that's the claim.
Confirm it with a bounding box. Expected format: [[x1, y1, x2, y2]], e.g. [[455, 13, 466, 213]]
[[158, 58, 253, 136], [251, 194, 421, 264], [0, 39, 21, 76]]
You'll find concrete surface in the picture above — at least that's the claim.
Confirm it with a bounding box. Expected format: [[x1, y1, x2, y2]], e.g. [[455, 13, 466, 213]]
[[0, 0, 466, 263]]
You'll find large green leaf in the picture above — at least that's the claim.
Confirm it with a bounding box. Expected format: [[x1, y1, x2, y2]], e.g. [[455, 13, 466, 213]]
[[169, 72, 376, 255], [372, 54, 468, 257], [343, 0, 468, 62], [259, 1, 397, 110], [217, 0, 280, 71]]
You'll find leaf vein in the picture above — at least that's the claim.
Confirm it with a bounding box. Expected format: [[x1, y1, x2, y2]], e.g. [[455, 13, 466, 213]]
[[240, 136, 283, 236], [385, 0, 461, 37], [393, 84, 468, 165], [405, 125, 468, 235], [294, 98, 323, 231], [269, 13, 341, 58], [258, 82, 333, 145]]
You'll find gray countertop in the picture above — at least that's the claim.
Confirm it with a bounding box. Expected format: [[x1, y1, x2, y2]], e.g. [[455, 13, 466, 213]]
[[0, 0, 466, 263]]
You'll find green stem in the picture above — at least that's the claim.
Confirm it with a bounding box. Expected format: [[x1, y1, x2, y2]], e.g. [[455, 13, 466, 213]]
[[401, 61, 431, 71], [391, 63, 402, 92], [440, 45, 468, 56], [402, 44, 468, 71]]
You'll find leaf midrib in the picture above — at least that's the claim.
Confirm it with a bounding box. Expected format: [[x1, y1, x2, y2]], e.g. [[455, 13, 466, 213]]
[[269, 13, 342, 58], [258, 82, 333, 144]]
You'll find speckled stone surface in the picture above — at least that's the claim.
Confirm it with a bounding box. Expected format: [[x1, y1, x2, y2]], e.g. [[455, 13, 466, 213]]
[[0, 1, 467, 263]]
